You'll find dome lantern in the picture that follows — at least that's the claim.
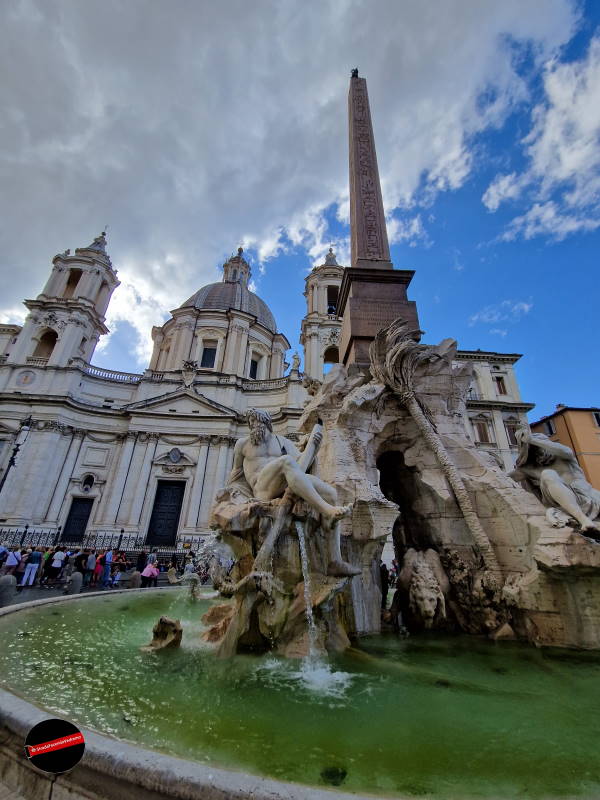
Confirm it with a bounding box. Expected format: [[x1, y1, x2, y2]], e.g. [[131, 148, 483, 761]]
[[222, 247, 251, 288]]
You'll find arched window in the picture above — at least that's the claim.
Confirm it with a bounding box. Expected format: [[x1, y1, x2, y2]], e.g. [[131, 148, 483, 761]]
[[32, 330, 58, 360], [323, 346, 339, 375], [64, 269, 82, 299]]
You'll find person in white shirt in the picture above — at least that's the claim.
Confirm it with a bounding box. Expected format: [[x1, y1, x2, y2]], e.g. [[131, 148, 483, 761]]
[[1, 547, 21, 576], [49, 548, 66, 584]]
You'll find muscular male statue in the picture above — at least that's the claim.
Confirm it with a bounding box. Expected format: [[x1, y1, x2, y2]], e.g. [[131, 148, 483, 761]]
[[510, 428, 600, 533], [226, 408, 359, 577]]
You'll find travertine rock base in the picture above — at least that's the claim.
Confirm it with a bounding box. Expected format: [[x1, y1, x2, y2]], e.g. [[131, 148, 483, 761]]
[[299, 356, 600, 649]]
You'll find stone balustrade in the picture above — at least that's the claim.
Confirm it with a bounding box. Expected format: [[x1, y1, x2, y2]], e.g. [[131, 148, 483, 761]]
[[241, 377, 288, 391], [25, 357, 49, 367], [83, 364, 142, 383]]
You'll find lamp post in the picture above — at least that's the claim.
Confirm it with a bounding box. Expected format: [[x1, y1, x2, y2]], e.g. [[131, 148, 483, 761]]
[[0, 416, 32, 498]]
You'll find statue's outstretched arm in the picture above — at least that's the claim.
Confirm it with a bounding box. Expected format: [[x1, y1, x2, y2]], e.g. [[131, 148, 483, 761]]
[[532, 436, 577, 462]]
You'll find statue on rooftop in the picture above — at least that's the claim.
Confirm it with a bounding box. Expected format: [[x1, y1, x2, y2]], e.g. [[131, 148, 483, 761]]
[[510, 428, 600, 534]]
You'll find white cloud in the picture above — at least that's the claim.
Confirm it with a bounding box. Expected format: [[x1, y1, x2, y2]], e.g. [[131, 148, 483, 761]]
[[387, 215, 430, 248], [482, 172, 524, 211], [0, 306, 27, 326], [501, 200, 600, 240], [489, 328, 508, 337], [469, 299, 533, 326], [0, 0, 578, 364], [483, 34, 600, 239]]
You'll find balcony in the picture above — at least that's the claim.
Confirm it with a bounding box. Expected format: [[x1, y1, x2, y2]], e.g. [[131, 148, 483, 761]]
[[25, 357, 49, 367], [83, 364, 142, 384]]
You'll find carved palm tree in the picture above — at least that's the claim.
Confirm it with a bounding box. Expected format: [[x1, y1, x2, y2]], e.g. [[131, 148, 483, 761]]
[[369, 319, 501, 576]]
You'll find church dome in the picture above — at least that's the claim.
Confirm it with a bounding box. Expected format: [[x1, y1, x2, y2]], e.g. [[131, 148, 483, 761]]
[[181, 282, 277, 333], [179, 248, 277, 333]]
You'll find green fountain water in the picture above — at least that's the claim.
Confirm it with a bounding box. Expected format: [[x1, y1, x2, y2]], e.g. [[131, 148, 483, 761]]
[[1, 590, 600, 799]]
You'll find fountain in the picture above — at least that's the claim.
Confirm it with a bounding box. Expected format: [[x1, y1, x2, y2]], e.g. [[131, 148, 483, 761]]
[[3, 330, 600, 798]]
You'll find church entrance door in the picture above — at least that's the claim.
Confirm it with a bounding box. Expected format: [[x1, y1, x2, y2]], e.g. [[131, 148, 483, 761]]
[[146, 480, 185, 547], [62, 497, 94, 543]]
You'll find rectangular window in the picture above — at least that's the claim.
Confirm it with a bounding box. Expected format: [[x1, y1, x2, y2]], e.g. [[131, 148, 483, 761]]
[[493, 375, 507, 395], [593, 411, 600, 427], [327, 285, 339, 315], [473, 420, 491, 444], [544, 419, 556, 436], [505, 425, 519, 446], [200, 340, 217, 369], [249, 358, 258, 379]]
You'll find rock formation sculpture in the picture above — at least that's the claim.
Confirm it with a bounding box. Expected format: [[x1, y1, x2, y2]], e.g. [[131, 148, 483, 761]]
[[141, 616, 183, 651], [167, 566, 201, 599], [296, 316, 600, 649], [205, 408, 368, 658]]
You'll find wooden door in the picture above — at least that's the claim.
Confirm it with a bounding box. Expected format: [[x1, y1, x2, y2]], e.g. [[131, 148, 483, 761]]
[[146, 480, 185, 546], [62, 498, 94, 543]]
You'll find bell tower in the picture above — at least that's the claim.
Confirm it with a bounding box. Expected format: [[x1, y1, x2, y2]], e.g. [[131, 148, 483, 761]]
[[300, 248, 343, 379], [8, 232, 119, 368]]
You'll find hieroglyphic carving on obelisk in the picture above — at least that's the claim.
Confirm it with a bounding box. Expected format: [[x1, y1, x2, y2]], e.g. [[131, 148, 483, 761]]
[[348, 72, 392, 270]]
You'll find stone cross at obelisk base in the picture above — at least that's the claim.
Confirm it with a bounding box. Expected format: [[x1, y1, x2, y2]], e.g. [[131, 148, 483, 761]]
[[338, 71, 420, 368]]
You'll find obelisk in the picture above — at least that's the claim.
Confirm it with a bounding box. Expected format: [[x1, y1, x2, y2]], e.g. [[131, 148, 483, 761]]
[[338, 70, 419, 368]]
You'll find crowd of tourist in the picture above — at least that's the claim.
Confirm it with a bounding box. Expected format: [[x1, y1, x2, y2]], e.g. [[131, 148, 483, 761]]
[[0, 542, 221, 594]]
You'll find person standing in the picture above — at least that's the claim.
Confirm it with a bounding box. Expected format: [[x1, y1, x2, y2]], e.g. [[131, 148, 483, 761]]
[[14, 549, 29, 585], [85, 550, 96, 587], [136, 550, 147, 573], [147, 549, 158, 566], [102, 548, 113, 588], [141, 562, 159, 588], [380, 561, 389, 611], [21, 547, 42, 587], [92, 552, 104, 586], [49, 547, 66, 586], [1, 547, 22, 576]]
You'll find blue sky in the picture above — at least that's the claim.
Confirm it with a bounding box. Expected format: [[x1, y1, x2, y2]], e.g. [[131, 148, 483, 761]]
[[1, 1, 598, 421]]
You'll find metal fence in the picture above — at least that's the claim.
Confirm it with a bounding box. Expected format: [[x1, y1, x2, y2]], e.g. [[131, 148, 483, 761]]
[[0, 526, 204, 564]]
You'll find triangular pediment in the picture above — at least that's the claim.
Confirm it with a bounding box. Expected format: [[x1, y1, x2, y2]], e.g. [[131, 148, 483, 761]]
[[123, 387, 240, 418]]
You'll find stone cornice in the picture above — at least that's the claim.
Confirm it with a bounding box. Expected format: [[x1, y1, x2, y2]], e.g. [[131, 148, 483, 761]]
[[466, 399, 535, 412], [456, 351, 522, 363]]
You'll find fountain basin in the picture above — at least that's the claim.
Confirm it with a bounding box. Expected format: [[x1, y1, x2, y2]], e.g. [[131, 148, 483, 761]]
[[2, 589, 600, 799]]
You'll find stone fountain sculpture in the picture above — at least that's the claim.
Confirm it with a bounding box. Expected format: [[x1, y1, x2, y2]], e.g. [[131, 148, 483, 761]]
[[206, 318, 600, 654], [296, 318, 600, 649], [509, 428, 600, 534], [204, 408, 383, 658]]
